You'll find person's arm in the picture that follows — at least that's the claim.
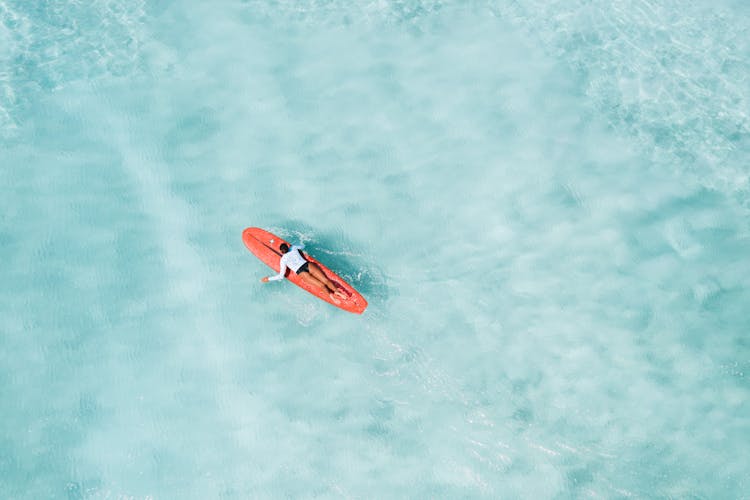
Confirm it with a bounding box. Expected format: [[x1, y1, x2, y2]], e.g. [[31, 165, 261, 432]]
[[262, 258, 287, 282]]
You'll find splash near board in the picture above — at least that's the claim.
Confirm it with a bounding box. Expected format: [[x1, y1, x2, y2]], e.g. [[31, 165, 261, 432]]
[[242, 227, 368, 314]]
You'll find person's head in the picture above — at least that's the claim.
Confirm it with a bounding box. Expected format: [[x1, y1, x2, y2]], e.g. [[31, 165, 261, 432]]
[[279, 243, 290, 253]]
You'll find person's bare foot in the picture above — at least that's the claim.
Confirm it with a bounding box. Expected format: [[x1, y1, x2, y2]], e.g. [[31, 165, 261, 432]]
[[334, 287, 349, 298], [328, 292, 342, 304]]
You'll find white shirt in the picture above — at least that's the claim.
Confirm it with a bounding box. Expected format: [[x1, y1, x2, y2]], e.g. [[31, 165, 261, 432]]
[[267, 244, 307, 281]]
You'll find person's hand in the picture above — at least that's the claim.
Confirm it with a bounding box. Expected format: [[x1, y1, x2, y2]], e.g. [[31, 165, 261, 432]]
[[260, 277, 269, 283]]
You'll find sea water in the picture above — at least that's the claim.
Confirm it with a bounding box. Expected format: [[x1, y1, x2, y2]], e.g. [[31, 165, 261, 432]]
[[1, 0, 748, 498]]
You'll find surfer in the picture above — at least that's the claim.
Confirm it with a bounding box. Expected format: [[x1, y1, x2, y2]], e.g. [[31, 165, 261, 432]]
[[261, 243, 348, 302]]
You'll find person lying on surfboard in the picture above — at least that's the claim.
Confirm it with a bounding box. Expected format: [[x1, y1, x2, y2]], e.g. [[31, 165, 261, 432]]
[[260, 243, 348, 302]]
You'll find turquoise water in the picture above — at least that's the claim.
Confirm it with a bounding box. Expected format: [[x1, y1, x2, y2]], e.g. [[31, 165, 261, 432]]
[[1, 0, 749, 497]]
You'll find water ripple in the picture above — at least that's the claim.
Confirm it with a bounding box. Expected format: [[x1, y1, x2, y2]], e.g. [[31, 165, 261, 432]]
[[0, 0, 147, 137], [492, 0, 750, 200]]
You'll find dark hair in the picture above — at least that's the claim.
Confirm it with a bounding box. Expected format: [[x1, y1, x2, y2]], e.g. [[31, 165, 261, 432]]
[[279, 243, 289, 253]]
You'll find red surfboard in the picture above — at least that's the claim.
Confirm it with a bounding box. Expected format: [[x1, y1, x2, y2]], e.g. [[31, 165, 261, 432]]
[[242, 227, 368, 314]]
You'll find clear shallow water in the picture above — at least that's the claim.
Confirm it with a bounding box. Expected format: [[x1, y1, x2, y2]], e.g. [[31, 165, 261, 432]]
[[1, 0, 749, 498]]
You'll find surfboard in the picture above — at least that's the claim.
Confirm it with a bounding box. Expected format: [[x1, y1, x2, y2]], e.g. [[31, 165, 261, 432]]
[[242, 227, 368, 314]]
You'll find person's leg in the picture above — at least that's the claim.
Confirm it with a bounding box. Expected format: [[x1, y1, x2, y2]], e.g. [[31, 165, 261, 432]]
[[299, 272, 342, 303], [299, 272, 327, 291], [308, 264, 346, 297]]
